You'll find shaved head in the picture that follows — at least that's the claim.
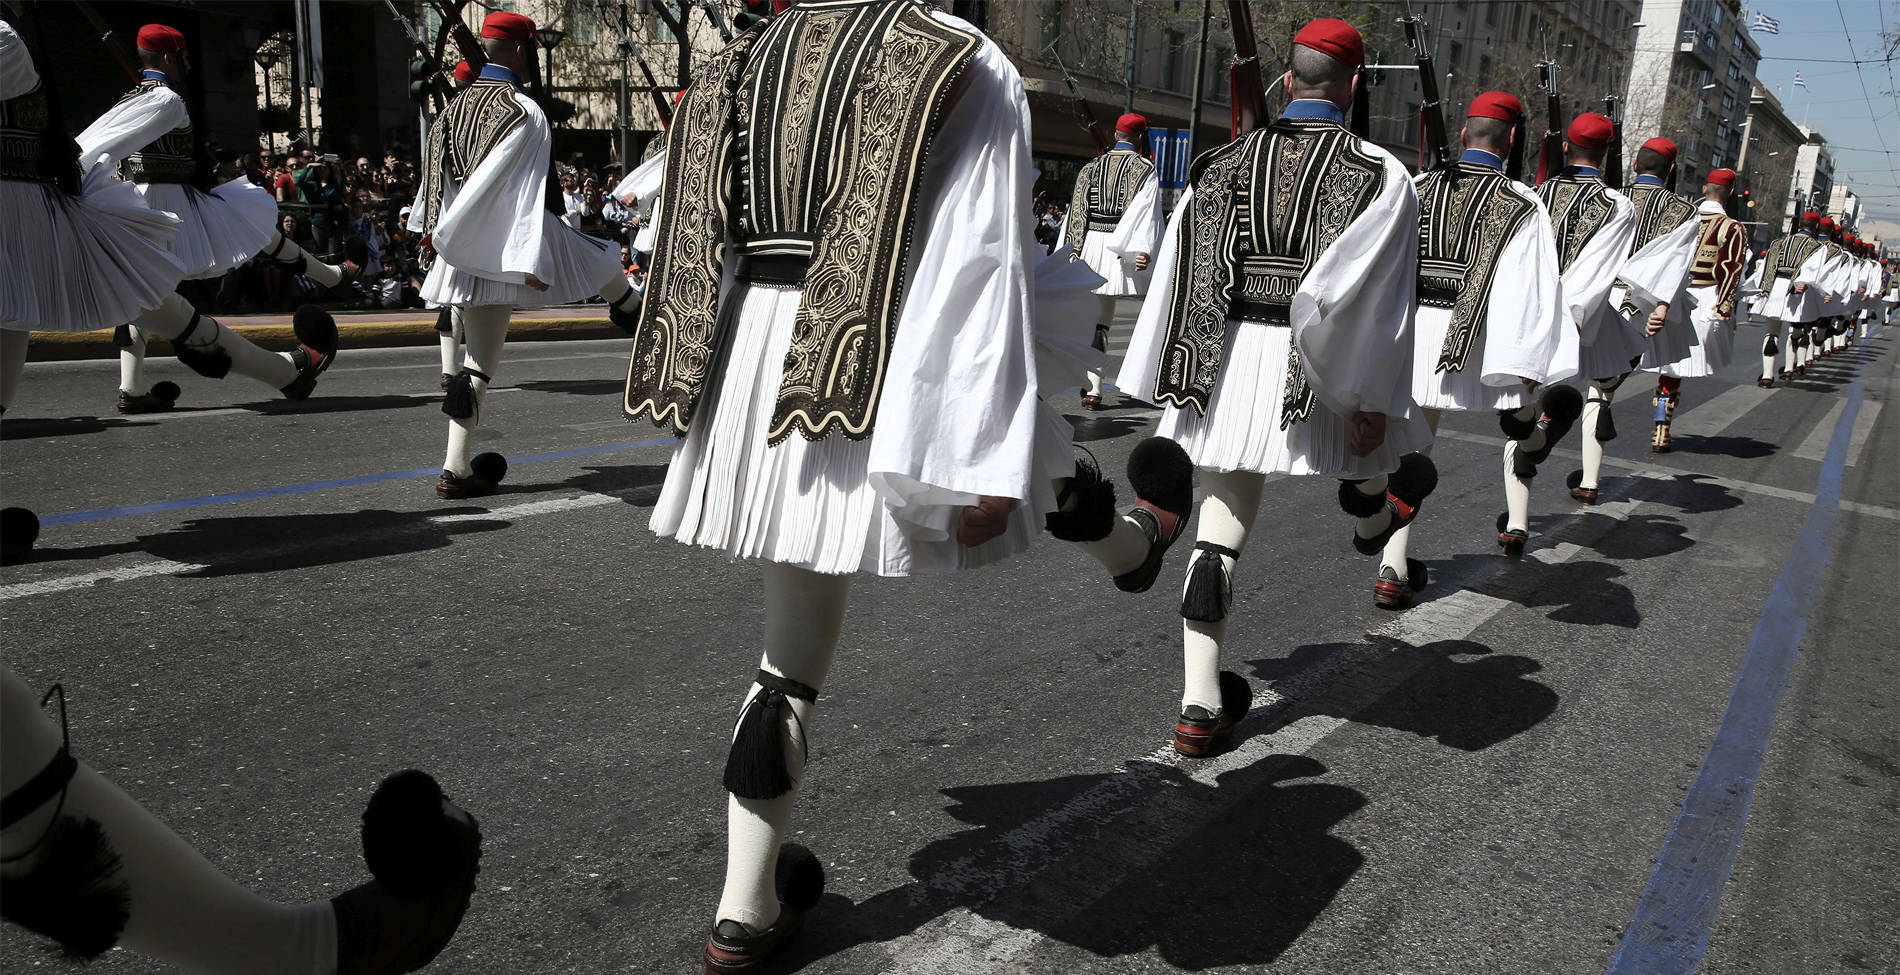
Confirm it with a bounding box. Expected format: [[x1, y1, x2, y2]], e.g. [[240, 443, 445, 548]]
[[1463, 117, 1514, 156], [1286, 47, 1356, 109], [481, 36, 532, 75]]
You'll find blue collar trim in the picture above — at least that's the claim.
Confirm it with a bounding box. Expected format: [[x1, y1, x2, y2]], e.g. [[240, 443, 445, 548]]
[[1634, 173, 1665, 186], [1113, 140, 1137, 151], [140, 69, 176, 90], [1459, 148, 1503, 169], [479, 64, 522, 87], [1281, 99, 1345, 123], [1563, 165, 1602, 179]]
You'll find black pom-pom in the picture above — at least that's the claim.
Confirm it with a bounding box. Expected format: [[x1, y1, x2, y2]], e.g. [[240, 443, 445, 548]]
[[173, 343, 231, 379], [1498, 408, 1537, 440], [1217, 670, 1252, 724], [1565, 469, 1585, 491], [2, 506, 41, 556], [343, 236, 371, 267], [435, 307, 455, 335], [1406, 557, 1429, 593], [0, 816, 130, 960], [1045, 452, 1116, 542], [1127, 437, 1193, 516], [291, 305, 339, 356], [1180, 544, 1232, 622], [470, 452, 508, 485], [774, 843, 825, 910], [1337, 479, 1385, 517], [1541, 384, 1584, 424], [151, 380, 182, 404], [1389, 452, 1438, 507], [1496, 511, 1510, 534], [442, 372, 476, 419], [361, 769, 479, 899]]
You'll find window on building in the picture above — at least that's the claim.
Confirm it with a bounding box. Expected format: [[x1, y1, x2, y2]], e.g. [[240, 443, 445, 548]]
[[1480, 55, 1492, 87], [1450, 40, 1463, 69], [1486, 3, 1499, 27], [1161, 29, 1183, 91]]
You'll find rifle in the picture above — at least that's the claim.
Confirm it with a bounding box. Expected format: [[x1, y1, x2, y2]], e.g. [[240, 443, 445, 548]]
[[1227, 0, 1268, 138], [1044, 45, 1108, 153], [1397, 1, 1451, 174], [70, 0, 140, 83], [1534, 59, 1562, 184], [1601, 94, 1623, 189]]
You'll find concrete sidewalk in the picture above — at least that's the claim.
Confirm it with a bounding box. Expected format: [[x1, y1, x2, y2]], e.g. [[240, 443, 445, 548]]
[[27, 305, 626, 361]]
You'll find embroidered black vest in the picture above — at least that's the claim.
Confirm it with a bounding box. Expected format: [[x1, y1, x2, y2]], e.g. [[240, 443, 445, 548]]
[[416, 79, 531, 235], [1690, 210, 1747, 313], [1415, 164, 1538, 374], [1536, 173, 1617, 272], [1064, 148, 1154, 257], [1148, 118, 1387, 422], [624, 0, 980, 443], [1624, 183, 1697, 254], [1761, 232, 1821, 284], [0, 77, 53, 183], [117, 79, 196, 184]]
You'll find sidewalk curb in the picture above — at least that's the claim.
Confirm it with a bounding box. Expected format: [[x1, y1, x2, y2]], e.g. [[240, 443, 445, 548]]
[[27, 316, 629, 362]]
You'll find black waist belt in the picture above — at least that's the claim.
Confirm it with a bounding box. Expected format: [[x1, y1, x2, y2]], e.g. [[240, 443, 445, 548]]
[[1229, 297, 1291, 326], [734, 253, 810, 286]]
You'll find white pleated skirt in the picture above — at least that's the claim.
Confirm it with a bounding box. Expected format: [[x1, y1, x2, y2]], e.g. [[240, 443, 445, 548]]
[[1639, 308, 1699, 371], [1655, 285, 1733, 378], [1154, 319, 1429, 478], [1078, 229, 1146, 296], [140, 177, 277, 280], [1410, 306, 1530, 412], [0, 167, 186, 332], [1577, 312, 1649, 381], [421, 215, 621, 309]]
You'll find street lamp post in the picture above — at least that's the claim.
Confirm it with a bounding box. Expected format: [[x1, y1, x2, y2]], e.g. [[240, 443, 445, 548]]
[[255, 49, 280, 154], [538, 28, 567, 93]]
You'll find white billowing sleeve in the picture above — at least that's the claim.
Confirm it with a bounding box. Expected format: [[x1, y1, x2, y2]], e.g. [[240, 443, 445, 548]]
[[1290, 149, 1421, 419], [611, 150, 665, 208], [1104, 172, 1162, 258], [1478, 200, 1564, 387], [1115, 185, 1193, 401], [866, 29, 1040, 532], [1793, 246, 1829, 288], [0, 21, 37, 99], [1618, 213, 1699, 309], [1740, 252, 1765, 297], [75, 84, 188, 170], [1561, 193, 1637, 344], [427, 94, 551, 282]]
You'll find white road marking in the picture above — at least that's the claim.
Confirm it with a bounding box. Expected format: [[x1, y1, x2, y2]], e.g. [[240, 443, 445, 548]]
[[1793, 399, 1849, 462], [879, 493, 1650, 974], [1667, 384, 1770, 440], [1841, 401, 1882, 468], [0, 491, 625, 602]]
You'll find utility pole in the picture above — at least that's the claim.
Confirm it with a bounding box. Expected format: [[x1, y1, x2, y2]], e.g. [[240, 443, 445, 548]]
[[1186, 0, 1212, 160], [618, 2, 632, 167], [1123, 0, 1139, 113]]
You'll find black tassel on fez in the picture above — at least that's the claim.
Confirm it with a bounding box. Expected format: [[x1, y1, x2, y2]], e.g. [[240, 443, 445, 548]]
[[724, 670, 818, 801]]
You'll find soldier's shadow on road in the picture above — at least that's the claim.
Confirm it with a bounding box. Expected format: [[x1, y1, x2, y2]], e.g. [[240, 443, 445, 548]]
[[785, 756, 1365, 972], [1065, 413, 1152, 443], [563, 464, 669, 506], [511, 378, 626, 396], [1425, 552, 1642, 628], [1671, 435, 1776, 459], [247, 393, 436, 415], [122, 507, 510, 577], [0, 416, 159, 440]]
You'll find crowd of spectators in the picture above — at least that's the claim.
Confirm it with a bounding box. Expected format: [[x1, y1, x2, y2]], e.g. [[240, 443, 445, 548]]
[[1032, 191, 1069, 253]]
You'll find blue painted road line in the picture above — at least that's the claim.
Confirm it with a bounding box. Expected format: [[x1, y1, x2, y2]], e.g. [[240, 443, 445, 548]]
[[40, 436, 675, 528], [1606, 334, 1873, 973]]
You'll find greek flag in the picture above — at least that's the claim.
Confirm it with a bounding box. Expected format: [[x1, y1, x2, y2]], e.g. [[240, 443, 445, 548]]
[[1794, 71, 1807, 88], [1750, 11, 1780, 34]]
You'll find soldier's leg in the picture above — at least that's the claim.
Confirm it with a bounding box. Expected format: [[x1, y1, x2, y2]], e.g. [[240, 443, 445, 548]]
[[1174, 468, 1265, 756], [435, 307, 462, 390], [257, 231, 354, 289], [1575, 374, 1626, 501], [0, 329, 27, 414], [131, 294, 334, 399], [439, 304, 510, 483], [1082, 295, 1114, 408], [1376, 409, 1442, 606], [1651, 375, 1681, 452]]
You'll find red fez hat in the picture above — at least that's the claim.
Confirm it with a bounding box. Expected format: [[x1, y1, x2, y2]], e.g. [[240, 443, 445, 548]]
[[1706, 168, 1737, 187], [480, 11, 536, 41], [137, 24, 187, 53], [1819, 216, 1838, 231], [1802, 210, 1820, 221], [453, 60, 476, 84], [1115, 113, 1148, 135], [1567, 112, 1614, 150], [1640, 137, 1678, 161], [1468, 91, 1524, 123], [1293, 18, 1365, 68]]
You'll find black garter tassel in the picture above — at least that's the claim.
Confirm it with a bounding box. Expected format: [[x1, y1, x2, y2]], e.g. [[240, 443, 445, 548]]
[[1762, 335, 1778, 356], [171, 312, 230, 379], [1, 816, 131, 960], [442, 368, 489, 420], [724, 670, 818, 801], [1044, 450, 1116, 542], [1180, 542, 1236, 622]]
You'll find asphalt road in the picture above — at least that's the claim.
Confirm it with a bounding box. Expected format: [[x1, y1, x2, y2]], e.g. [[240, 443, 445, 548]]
[[1, 305, 1894, 974]]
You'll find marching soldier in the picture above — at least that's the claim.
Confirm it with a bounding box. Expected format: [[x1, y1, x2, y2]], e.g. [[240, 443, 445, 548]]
[[1648, 169, 1748, 452], [1753, 211, 1830, 387], [1062, 113, 1163, 409]]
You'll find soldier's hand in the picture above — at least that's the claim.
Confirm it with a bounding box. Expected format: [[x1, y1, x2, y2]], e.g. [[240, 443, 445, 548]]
[[1348, 411, 1387, 457], [1793, 283, 1808, 294], [1134, 253, 1151, 271], [1645, 303, 1669, 336], [524, 273, 550, 292], [957, 495, 1017, 547]]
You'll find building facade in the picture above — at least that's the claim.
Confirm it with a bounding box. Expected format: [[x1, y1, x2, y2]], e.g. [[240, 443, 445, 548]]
[[1622, 0, 1762, 188], [1736, 83, 1803, 241], [1790, 127, 1837, 223]]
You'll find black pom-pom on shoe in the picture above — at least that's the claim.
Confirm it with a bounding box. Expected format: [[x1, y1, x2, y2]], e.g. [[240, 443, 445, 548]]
[[470, 452, 508, 487], [775, 843, 825, 911], [150, 381, 181, 405], [292, 305, 340, 357], [2, 506, 41, 561], [1127, 437, 1194, 518], [360, 770, 482, 899]]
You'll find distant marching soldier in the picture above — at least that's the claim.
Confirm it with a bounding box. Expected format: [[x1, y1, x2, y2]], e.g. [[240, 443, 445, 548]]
[[1061, 112, 1164, 410], [1647, 168, 1748, 452], [1121, 18, 1438, 750], [1374, 90, 1567, 607], [76, 24, 351, 413], [1752, 211, 1830, 387]]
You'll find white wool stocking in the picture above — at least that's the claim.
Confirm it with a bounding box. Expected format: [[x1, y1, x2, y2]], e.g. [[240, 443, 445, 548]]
[[441, 305, 510, 477], [1378, 410, 1441, 580], [438, 308, 463, 378], [1181, 468, 1264, 714], [715, 563, 850, 932], [118, 325, 148, 396], [262, 232, 345, 288], [1578, 378, 1621, 491], [0, 329, 28, 412], [1084, 296, 1114, 397], [1, 667, 336, 974], [1761, 326, 1781, 382], [135, 293, 295, 390], [1053, 473, 1152, 576]]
